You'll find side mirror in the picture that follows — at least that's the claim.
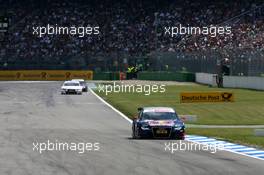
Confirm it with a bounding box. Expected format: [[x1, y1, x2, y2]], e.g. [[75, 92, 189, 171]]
[[180, 116, 186, 122]]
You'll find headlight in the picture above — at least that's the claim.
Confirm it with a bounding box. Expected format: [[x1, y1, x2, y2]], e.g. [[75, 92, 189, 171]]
[[141, 124, 150, 130], [173, 124, 183, 130]]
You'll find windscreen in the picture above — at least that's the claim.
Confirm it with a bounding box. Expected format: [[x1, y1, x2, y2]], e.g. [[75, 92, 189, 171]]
[[64, 83, 80, 86], [142, 112, 178, 120]]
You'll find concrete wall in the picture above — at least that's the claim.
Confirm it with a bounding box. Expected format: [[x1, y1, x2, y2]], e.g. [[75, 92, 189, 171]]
[[223, 76, 264, 90], [195, 73, 264, 90], [195, 73, 215, 85], [138, 72, 195, 82]]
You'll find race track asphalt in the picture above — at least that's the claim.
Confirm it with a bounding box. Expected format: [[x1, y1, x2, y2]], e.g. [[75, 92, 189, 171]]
[[0, 82, 263, 175]]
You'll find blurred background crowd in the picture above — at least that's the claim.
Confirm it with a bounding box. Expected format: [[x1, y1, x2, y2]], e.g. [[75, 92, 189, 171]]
[[0, 0, 263, 75]]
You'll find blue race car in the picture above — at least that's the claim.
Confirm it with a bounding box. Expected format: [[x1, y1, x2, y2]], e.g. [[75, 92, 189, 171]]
[[132, 107, 185, 139]]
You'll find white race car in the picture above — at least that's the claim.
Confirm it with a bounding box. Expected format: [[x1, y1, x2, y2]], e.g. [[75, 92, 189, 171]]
[[61, 81, 83, 95], [71, 79, 88, 92]]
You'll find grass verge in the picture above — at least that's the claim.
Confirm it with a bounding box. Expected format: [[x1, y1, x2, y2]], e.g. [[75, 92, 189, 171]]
[[96, 84, 264, 125], [95, 83, 264, 147]]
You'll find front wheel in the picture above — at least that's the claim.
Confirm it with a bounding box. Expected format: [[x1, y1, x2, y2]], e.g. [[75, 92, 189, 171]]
[[172, 133, 185, 140], [132, 124, 136, 139], [132, 124, 140, 139], [132, 130, 136, 139]]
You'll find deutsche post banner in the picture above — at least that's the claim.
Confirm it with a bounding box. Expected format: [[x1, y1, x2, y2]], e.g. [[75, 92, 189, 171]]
[[180, 92, 234, 103]]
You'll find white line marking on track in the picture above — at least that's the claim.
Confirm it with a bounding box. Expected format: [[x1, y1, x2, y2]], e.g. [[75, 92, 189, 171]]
[[89, 88, 132, 123], [189, 138, 216, 142]]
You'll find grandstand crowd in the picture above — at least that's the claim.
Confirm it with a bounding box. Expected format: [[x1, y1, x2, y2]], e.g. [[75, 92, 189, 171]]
[[0, 0, 263, 70]]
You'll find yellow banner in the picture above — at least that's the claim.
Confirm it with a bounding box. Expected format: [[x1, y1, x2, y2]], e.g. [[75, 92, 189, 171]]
[[0, 70, 93, 81], [180, 92, 234, 103]]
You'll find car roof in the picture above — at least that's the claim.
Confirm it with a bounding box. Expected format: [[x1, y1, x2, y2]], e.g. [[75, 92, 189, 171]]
[[72, 79, 85, 82], [64, 80, 80, 84], [142, 107, 175, 113]]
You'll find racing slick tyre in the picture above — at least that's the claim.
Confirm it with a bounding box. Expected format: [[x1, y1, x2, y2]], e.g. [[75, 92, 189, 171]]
[[132, 127, 140, 139], [132, 131, 136, 139], [132, 128, 137, 139], [173, 135, 185, 140]]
